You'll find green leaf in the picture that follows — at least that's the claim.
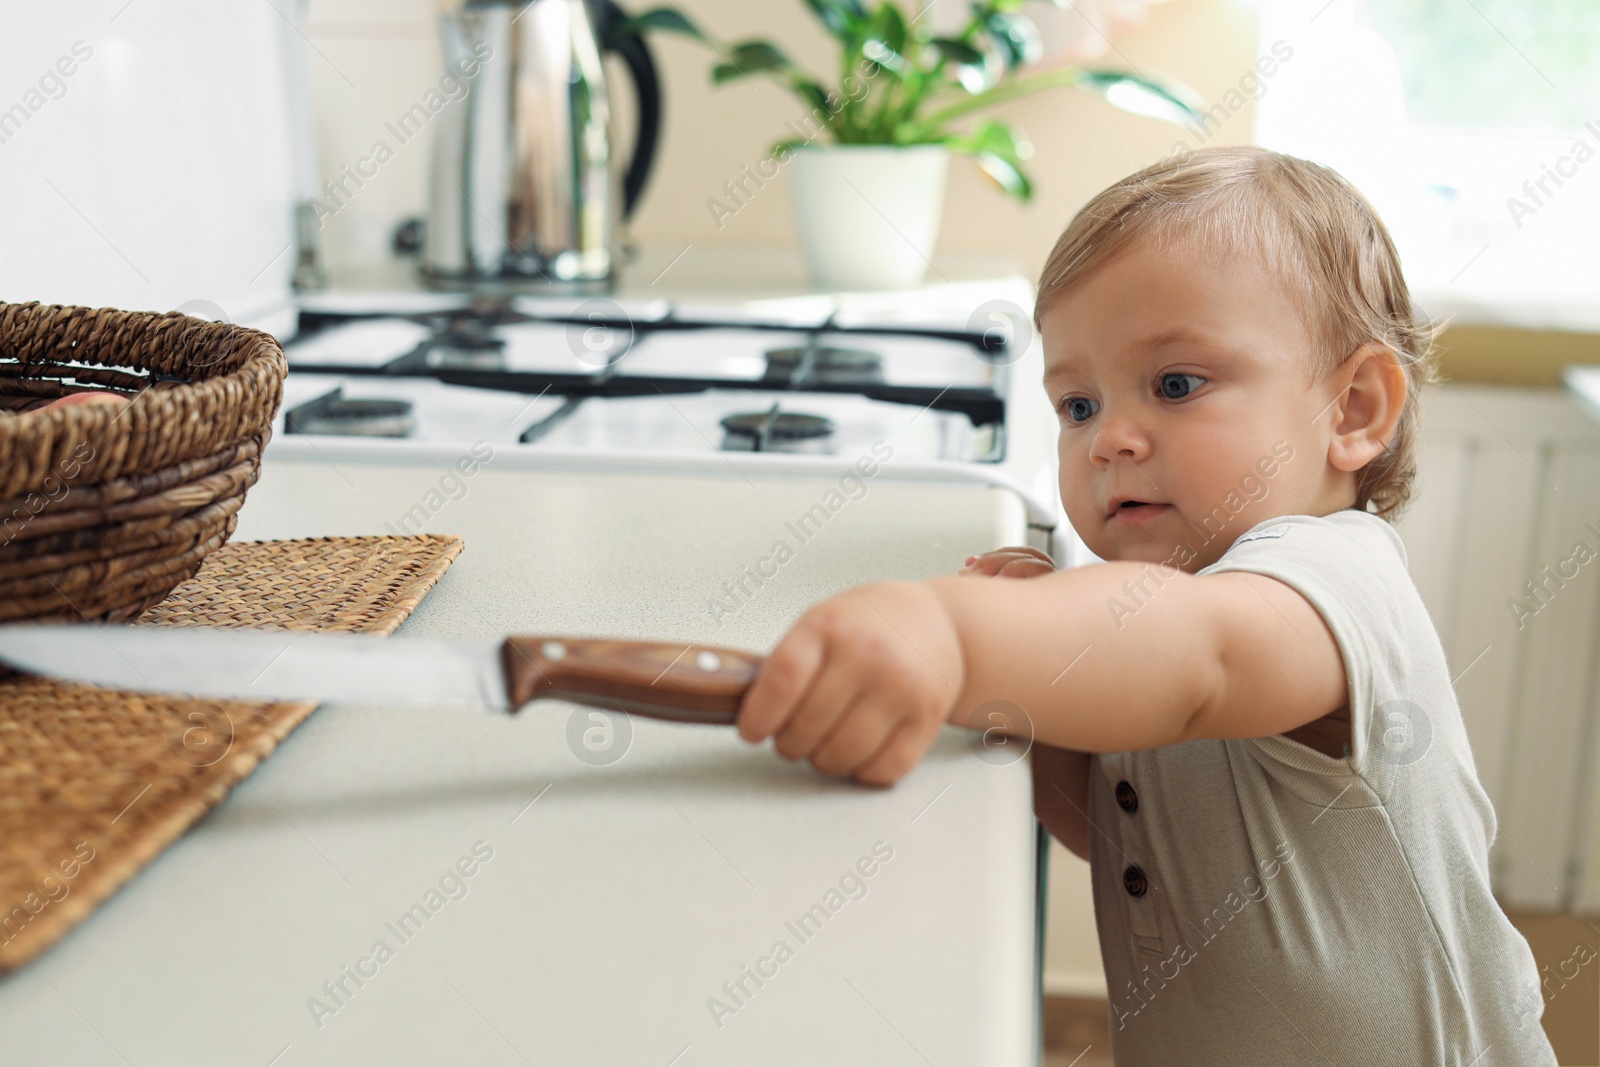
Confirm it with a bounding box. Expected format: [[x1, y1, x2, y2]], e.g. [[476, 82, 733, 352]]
[[942, 121, 1033, 198], [928, 37, 984, 66], [862, 38, 910, 78], [973, 150, 1033, 200], [928, 36, 1000, 93], [603, 7, 708, 44], [713, 57, 833, 121], [711, 42, 832, 122], [802, 0, 869, 40], [711, 40, 796, 81], [873, 3, 909, 54], [938, 118, 1033, 198], [949, 119, 1032, 162], [983, 12, 1042, 69], [791, 78, 835, 114], [908, 64, 1204, 141], [1076, 70, 1206, 126]]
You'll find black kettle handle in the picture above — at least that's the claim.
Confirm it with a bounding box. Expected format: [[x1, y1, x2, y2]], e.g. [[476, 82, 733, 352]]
[[596, 0, 662, 220]]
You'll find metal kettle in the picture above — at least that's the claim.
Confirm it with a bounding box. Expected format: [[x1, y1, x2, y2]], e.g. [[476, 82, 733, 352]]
[[424, 0, 662, 291]]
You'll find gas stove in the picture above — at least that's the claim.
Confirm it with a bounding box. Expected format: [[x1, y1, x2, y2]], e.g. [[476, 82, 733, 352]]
[[276, 293, 1015, 465], [267, 283, 1068, 559]]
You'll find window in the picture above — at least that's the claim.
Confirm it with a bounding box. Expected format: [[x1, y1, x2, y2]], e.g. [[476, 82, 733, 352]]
[[1254, 0, 1600, 329]]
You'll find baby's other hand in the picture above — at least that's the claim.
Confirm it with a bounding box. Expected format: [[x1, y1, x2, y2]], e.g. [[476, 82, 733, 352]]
[[737, 582, 963, 787], [962, 546, 1055, 579]]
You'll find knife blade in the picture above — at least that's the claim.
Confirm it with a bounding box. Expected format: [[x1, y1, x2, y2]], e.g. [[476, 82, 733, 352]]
[[0, 624, 763, 725]]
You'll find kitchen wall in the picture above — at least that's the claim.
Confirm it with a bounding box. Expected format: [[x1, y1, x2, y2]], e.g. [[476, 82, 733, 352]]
[[299, 0, 1261, 285]]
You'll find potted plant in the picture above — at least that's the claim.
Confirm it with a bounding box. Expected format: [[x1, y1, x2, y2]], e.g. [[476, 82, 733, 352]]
[[614, 1, 1203, 289]]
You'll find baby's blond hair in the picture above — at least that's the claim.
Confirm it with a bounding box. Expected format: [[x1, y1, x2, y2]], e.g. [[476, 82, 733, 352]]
[[1036, 145, 1436, 520]]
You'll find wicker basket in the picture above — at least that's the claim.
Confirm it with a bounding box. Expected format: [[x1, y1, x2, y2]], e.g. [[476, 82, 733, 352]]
[[0, 302, 287, 622]]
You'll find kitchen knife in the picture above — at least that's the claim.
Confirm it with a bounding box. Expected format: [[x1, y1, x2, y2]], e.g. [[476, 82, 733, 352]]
[[0, 624, 763, 725]]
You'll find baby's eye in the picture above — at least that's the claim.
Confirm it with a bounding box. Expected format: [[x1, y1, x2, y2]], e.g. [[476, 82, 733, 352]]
[[1059, 395, 1099, 423], [1158, 373, 1206, 400]]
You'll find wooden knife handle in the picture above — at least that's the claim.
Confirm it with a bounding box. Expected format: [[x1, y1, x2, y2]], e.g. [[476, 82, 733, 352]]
[[500, 637, 763, 725]]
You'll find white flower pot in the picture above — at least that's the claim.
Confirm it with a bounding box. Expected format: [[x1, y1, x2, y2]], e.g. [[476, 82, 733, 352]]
[[790, 145, 950, 291]]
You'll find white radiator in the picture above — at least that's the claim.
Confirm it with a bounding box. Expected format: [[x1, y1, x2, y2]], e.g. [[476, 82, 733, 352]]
[[1398, 384, 1600, 912]]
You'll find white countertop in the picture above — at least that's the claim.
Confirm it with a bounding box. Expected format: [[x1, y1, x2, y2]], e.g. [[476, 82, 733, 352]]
[[0, 453, 1043, 1065]]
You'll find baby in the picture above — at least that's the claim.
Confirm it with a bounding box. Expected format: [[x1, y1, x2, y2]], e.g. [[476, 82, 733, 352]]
[[736, 146, 1557, 1064]]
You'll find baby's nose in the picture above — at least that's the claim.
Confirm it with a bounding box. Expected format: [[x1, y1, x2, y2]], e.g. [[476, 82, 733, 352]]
[[1088, 410, 1152, 464]]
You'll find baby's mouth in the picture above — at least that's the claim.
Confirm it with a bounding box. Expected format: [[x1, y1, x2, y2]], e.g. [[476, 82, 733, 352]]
[[1107, 499, 1172, 525]]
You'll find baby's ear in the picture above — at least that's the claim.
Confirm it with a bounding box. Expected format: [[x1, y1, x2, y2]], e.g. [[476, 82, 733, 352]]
[[1327, 342, 1407, 474]]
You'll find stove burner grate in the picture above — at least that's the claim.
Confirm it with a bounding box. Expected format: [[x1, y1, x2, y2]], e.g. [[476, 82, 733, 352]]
[[720, 405, 836, 453], [284, 387, 416, 438], [425, 315, 508, 370], [763, 344, 883, 386]]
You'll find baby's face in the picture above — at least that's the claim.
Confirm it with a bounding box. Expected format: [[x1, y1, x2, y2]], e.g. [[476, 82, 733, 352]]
[[1040, 236, 1353, 572]]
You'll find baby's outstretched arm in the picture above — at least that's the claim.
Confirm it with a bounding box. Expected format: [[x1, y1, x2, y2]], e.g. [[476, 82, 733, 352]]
[[737, 562, 1346, 785], [933, 563, 1346, 752]]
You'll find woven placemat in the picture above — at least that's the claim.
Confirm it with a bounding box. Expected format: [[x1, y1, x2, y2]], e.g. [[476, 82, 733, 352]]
[[0, 533, 465, 971]]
